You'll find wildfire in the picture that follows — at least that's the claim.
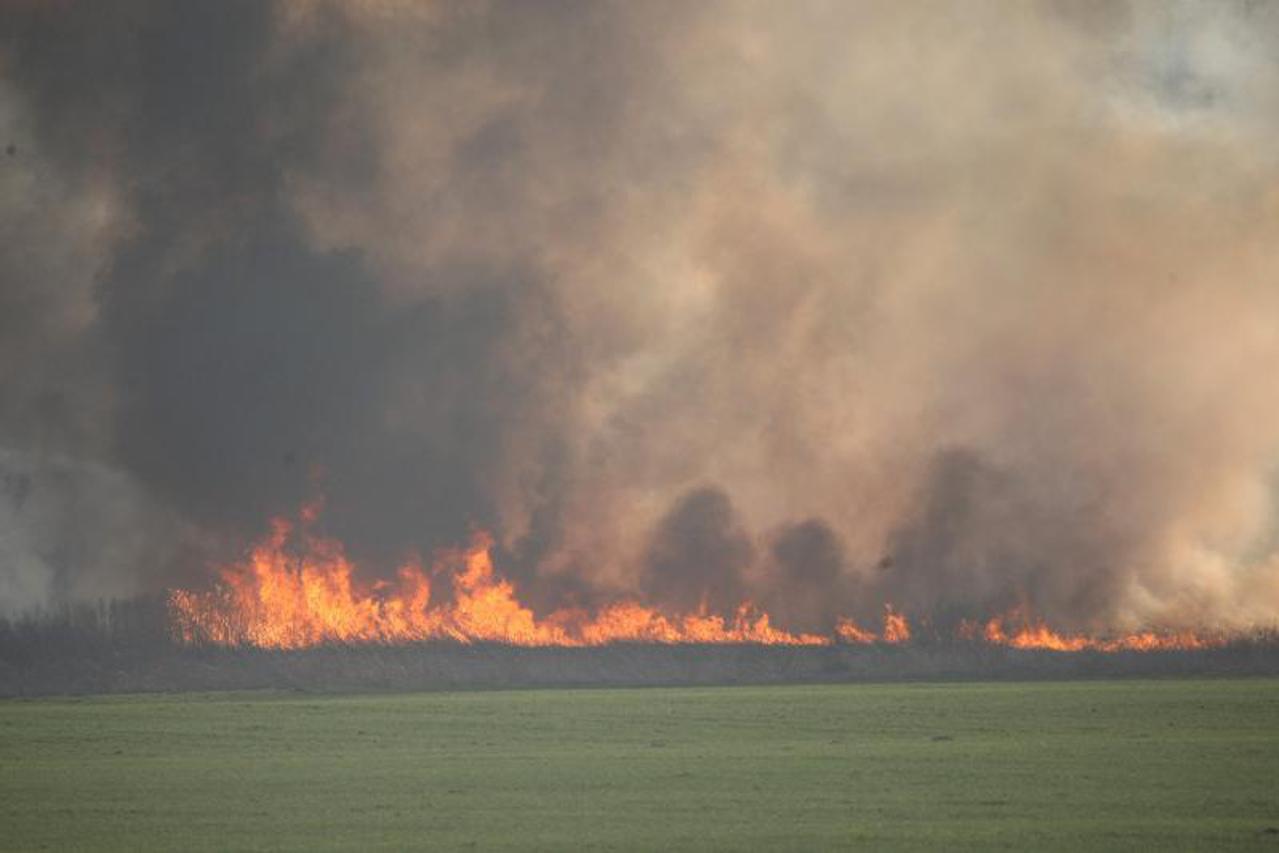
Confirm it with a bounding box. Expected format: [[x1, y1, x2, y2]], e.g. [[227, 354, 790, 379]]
[[966, 612, 1216, 653], [168, 515, 828, 648], [833, 605, 911, 645], [168, 507, 1229, 652]]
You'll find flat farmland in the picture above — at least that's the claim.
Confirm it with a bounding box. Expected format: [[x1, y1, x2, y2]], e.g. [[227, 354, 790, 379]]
[[2, 679, 1277, 850]]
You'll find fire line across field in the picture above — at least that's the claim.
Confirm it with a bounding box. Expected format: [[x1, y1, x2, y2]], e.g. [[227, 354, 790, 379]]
[[167, 506, 1231, 654]]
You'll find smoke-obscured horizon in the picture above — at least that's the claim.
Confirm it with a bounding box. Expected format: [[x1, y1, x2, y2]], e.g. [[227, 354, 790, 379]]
[[3, 0, 1279, 632]]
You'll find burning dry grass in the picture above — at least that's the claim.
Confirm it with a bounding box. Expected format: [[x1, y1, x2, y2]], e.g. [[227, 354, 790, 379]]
[[166, 511, 1237, 654], [167, 519, 828, 648], [7, 511, 1277, 698], [3, 602, 1278, 698]]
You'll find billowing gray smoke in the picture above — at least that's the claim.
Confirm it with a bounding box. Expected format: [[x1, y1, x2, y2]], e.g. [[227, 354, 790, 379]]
[[3, 0, 1279, 633]]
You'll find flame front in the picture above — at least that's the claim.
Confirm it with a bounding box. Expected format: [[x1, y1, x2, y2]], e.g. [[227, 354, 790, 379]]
[[169, 510, 1232, 651], [968, 611, 1216, 653], [834, 605, 912, 645], [168, 517, 829, 648]]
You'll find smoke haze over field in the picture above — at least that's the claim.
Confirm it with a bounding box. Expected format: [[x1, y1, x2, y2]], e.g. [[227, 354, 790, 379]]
[[3, 0, 1279, 633]]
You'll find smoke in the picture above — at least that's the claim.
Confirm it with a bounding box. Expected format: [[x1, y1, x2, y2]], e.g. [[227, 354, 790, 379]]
[[3, 0, 1279, 632], [0, 447, 190, 612], [760, 518, 856, 635], [641, 487, 752, 615]]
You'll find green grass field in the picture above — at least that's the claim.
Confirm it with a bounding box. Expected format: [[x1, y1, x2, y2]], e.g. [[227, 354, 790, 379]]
[[2, 679, 1277, 850]]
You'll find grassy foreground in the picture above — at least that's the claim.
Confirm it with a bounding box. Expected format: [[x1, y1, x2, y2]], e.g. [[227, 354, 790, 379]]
[[1, 680, 1277, 850]]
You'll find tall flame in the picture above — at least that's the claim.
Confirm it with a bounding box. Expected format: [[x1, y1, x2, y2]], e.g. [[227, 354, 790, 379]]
[[168, 516, 828, 648], [169, 508, 1232, 651]]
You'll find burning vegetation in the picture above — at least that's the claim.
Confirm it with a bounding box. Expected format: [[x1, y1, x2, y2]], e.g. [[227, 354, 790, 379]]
[[6, 4, 1279, 679], [168, 506, 1227, 653], [168, 512, 828, 649]]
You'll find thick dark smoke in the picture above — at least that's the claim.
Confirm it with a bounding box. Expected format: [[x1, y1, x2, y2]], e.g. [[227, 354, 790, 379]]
[[641, 487, 752, 615], [759, 519, 856, 635], [3, 0, 1279, 632]]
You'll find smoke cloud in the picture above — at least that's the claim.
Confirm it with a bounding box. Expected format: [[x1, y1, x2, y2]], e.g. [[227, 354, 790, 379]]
[[3, 0, 1279, 632]]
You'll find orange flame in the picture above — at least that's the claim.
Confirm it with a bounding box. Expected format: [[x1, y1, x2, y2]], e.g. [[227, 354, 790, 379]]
[[168, 516, 827, 648], [833, 605, 912, 645], [881, 605, 912, 644], [168, 508, 1230, 651], [965, 610, 1219, 653], [834, 618, 877, 644]]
